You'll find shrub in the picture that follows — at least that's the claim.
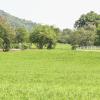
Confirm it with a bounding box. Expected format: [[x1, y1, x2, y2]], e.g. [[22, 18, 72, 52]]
[[71, 45, 78, 50], [21, 43, 29, 50], [11, 44, 20, 49]]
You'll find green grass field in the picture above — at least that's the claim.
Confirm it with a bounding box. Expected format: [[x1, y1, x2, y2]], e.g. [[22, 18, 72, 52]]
[[0, 44, 100, 100]]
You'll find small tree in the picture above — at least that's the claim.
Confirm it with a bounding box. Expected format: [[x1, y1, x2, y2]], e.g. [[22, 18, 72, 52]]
[[0, 38, 3, 48], [3, 37, 10, 52], [15, 28, 29, 43], [29, 25, 57, 49], [95, 25, 100, 45], [0, 16, 15, 51]]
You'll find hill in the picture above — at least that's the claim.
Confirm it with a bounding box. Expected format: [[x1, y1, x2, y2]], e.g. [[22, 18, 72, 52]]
[[0, 10, 37, 31]]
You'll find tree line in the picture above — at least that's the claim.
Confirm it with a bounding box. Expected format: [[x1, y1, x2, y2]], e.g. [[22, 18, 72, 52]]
[[0, 16, 59, 51], [0, 11, 100, 51], [59, 11, 100, 49]]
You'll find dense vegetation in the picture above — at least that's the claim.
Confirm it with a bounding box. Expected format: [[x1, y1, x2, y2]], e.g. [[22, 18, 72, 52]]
[[0, 10, 100, 51], [0, 10, 60, 51], [59, 11, 100, 49], [30, 25, 58, 49]]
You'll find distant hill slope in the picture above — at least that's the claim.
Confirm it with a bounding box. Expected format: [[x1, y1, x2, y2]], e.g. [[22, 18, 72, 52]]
[[0, 10, 37, 31]]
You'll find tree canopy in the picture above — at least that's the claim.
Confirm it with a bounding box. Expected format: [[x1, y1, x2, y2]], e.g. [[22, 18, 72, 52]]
[[74, 11, 100, 28], [0, 16, 15, 51], [30, 25, 57, 49]]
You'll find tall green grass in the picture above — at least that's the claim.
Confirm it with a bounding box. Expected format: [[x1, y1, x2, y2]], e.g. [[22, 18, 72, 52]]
[[0, 44, 100, 100]]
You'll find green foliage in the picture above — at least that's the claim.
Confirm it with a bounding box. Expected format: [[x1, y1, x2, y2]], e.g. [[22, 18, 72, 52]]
[[95, 25, 100, 45], [71, 45, 78, 50], [0, 10, 100, 51], [2, 37, 10, 52], [0, 17, 15, 51], [0, 38, 3, 48], [15, 28, 29, 43], [58, 28, 73, 43], [68, 28, 96, 48], [21, 43, 29, 50], [30, 25, 57, 49], [73, 11, 100, 47], [11, 43, 20, 49], [74, 11, 100, 28]]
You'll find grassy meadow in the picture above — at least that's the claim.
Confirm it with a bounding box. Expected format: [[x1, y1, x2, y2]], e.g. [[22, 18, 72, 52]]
[[0, 44, 100, 100]]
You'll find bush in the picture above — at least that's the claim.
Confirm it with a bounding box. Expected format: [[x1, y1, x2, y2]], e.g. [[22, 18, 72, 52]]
[[3, 37, 10, 52], [21, 43, 29, 50], [71, 45, 78, 50], [11, 44, 20, 49], [0, 38, 3, 48]]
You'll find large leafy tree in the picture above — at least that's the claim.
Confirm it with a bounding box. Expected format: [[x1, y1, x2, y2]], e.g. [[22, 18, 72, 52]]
[[29, 25, 57, 49], [68, 28, 96, 49], [73, 11, 100, 48], [74, 11, 100, 28]]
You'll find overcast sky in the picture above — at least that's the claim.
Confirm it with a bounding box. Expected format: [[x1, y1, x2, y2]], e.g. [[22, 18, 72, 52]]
[[0, 0, 100, 29]]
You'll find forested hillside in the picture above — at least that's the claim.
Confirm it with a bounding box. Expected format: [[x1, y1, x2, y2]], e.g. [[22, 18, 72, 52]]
[[0, 10, 36, 31]]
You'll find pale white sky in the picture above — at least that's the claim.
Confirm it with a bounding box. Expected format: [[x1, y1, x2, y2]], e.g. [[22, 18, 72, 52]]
[[0, 0, 100, 29]]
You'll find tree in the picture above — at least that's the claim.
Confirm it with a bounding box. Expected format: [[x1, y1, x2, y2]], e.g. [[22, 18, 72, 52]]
[[29, 25, 57, 49], [0, 38, 3, 48], [3, 37, 10, 51], [94, 25, 100, 45], [74, 11, 100, 28], [15, 28, 29, 43], [72, 11, 100, 49], [68, 28, 96, 49], [58, 28, 72, 43], [0, 16, 15, 51]]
